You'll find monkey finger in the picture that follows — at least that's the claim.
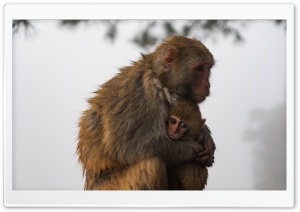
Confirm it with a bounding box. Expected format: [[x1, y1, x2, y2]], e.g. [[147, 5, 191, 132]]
[[204, 142, 214, 153], [206, 157, 215, 167], [198, 148, 210, 157], [205, 160, 214, 167], [195, 155, 214, 167], [199, 155, 210, 161], [194, 156, 210, 165], [197, 150, 214, 164]]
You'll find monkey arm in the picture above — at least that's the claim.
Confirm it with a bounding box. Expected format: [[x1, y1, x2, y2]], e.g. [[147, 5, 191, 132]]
[[195, 125, 216, 167], [152, 137, 205, 166], [104, 128, 204, 167]]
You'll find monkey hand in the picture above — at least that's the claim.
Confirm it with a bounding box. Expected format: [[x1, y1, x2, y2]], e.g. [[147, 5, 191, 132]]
[[195, 125, 216, 167], [183, 140, 205, 159], [162, 139, 204, 166]]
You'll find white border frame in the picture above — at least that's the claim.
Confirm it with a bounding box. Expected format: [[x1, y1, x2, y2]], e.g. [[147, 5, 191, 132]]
[[3, 4, 294, 207]]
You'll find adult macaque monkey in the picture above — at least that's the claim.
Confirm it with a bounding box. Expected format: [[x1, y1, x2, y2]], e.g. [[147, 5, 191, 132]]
[[166, 100, 210, 190], [77, 36, 215, 190]]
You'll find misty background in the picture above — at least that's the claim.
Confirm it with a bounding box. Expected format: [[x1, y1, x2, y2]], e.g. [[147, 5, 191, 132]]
[[12, 20, 286, 190]]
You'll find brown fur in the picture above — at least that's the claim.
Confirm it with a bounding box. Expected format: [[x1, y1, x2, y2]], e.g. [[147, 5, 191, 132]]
[[168, 100, 206, 140], [167, 100, 209, 190], [77, 36, 215, 190]]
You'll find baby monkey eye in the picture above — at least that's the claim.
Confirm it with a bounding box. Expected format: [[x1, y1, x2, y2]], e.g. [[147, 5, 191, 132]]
[[180, 122, 188, 129], [196, 65, 204, 72], [169, 118, 177, 125]]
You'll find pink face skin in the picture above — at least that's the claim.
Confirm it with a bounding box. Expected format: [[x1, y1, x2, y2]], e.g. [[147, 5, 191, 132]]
[[191, 61, 213, 103], [166, 115, 188, 140]]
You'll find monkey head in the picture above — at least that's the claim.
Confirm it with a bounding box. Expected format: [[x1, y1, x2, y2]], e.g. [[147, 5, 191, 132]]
[[166, 100, 205, 141], [166, 114, 207, 141], [166, 115, 189, 140], [155, 36, 215, 103]]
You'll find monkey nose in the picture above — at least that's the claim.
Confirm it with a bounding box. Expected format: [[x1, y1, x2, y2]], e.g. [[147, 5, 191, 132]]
[[205, 84, 210, 91]]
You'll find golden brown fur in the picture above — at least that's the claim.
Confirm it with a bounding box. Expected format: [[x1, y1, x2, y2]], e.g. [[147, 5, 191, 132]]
[[77, 36, 215, 190]]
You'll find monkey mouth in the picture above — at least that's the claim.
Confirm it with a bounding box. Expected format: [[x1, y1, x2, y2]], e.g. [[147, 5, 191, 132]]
[[193, 94, 208, 103], [203, 89, 210, 97]]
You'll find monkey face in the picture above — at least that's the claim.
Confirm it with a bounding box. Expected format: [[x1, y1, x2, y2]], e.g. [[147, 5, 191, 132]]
[[160, 37, 214, 103], [166, 115, 189, 141], [190, 61, 213, 103]]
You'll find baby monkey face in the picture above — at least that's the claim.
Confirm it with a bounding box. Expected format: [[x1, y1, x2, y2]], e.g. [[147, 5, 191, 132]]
[[167, 115, 189, 140]]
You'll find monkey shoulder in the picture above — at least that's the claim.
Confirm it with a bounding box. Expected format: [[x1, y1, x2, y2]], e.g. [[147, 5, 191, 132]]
[[91, 68, 170, 140], [98, 68, 170, 114]]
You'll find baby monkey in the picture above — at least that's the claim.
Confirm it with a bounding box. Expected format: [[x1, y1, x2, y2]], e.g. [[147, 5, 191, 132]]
[[167, 109, 206, 141], [166, 100, 208, 190]]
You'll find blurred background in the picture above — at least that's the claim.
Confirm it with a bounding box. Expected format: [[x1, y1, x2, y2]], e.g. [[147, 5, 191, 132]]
[[12, 19, 286, 190]]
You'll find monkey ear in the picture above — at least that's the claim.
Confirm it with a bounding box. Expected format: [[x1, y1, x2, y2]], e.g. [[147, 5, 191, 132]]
[[163, 46, 177, 69]]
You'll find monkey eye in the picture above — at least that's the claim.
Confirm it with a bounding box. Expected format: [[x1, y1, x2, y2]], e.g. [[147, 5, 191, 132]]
[[180, 122, 188, 129], [169, 118, 177, 125], [196, 65, 204, 72]]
